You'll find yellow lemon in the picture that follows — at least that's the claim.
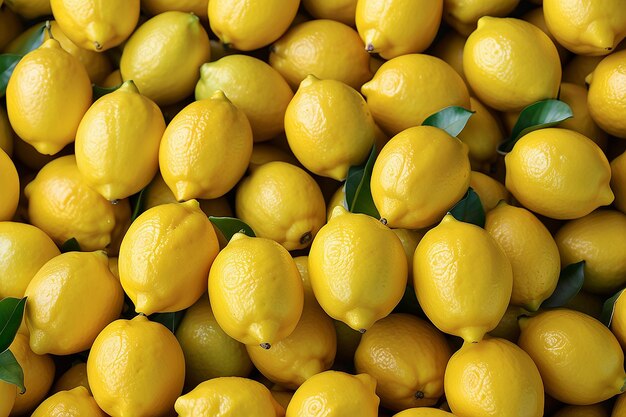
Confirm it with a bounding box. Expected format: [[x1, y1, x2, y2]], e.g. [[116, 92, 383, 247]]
[[269, 19, 372, 90], [6, 39, 92, 155], [457, 97, 503, 171], [119, 200, 219, 315], [236, 161, 326, 250], [553, 404, 611, 417], [370, 126, 471, 229], [208, 0, 299, 51], [326, 185, 347, 221], [504, 128, 613, 219], [519, 309, 626, 405], [521, 6, 570, 63], [4, 0, 51, 19], [208, 233, 304, 347], [120, 11, 210, 106], [286, 371, 379, 417], [293, 255, 313, 297], [444, 337, 544, 417], [555, 209, 626, 294], [0, 7, 22, 55], [0, 106, 14, 157], [543, 0, 626, 55], [485, 201, 560, 310], [52, 362, 90, 394], [308, 207, 407, 331], [175, 296, 253, 390], [611, 150, 626, 214], [196, 54, 293, 142], [558, 82, 608, 148], [284, 75, 376, 180], [75, 80, 165, 201], [430, 31, 467, 85], [355, 314, 452, 411], [0, 380, 16, 417], [361, 54, 470, 135], [587, 50, 626, 138], [414, 214, 513, 343], [393, 409, 456, 417], [24, 155, 130, 251], [32, 387, 106, 417], [302, 0, 356, 26], [469, 171, 509, 212], [87, 315, 185, 417], [175, 377, 285, 417], [141, 0, 208, 19], [392, 229, 424, 281], [463, 17, 561, 111], [101, 69, 122, 88], [444, 0, 520, 36], [249, 144, 299, 172], [0, 148, 18, 221], [355, 0, 442, 59], [159, 91, 253, 200]]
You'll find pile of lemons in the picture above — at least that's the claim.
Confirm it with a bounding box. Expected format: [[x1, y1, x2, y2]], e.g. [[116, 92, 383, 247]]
[[1, 0, 626, 416]]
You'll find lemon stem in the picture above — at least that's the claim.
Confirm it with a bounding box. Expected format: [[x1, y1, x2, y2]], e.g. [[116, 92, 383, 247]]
[[260, 343, 271, 350], [45, 20, 53, 40]]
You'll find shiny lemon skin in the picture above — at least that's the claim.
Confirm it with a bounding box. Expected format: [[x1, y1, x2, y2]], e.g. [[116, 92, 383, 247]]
[[0, 148, 18, 221], [31, 386, 106, 417], [586, 50, 626, 138]]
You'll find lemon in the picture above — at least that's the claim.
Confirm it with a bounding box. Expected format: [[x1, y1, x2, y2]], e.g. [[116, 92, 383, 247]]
[[393, 409, 456, 417], [196, 54, 293, 142], [562, 54, 604, 86], [286, 371, 379, 417], [485, 201, 560, 310], [555, 210, 626, 294], [302, 0, 356, 26], [457, 97, 503, 171], [293, 256, 313, 297], [444, 337, 544, 417], [553, 404, 611, 417], [463, 17, 561, 112], [120, 11, 210, 105], [75, 80, 165, 201], [269, 19, 372, 90], [414, 214, 512, 342], [0, 148, 18, 221], [209, 233, 304, 347], [0, 381, 16, 417], [9, 333, 56, 416], [159, 91, 253, 200], [355, 0, 442, 59], [326, 185, 347, 221], [119, 200, 219, 315], [249, 144, 300, 172], [284, 75, 376, 180], [469, 171, 509, 212], [519, 309, 626, 405], [175, 296, 253, 390], [370, 126, 471, 229], [521, 6, 570, 63], [308, 207, 407, 331], [361, 54, 470, 135], [246, 298, 337, 389], [504, 128, 613, 220], [586, 50, 626, 138], [392, 229, 424, 281], [0, 106, 14, 157], [141, 0, 208, 19], [87, 315, 185, 417], [611, 151, 626, 214], [558, 82, 608, 148], [430, 31, 467, 85], [101, 69, 122, 88], [4, 0, 51, 19], [52, 362, 90, 394], [32, 387, 106, 417], [208, 0, 299, 51], [443, 0, 520, 36], [544, 0, 626, 55], [6, 39, 92, 155], [355, 314, 451, 411], [175, 377, 285, 417], [0, 7, 21, 55]]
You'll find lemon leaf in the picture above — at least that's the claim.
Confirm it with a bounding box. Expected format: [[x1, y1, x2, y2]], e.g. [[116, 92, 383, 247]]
[[149, 311, 186, 333], [601, 289, 624, 327], [60, 237, 81, 253], [0, 297, 27, 354], [448, 187, 485, 227], [209, 216, 255, 241], [92, 83, 122, 100], [0, 349, 25, 393], [345, 146, 379, 219], [541, 261, 585, 309], [422, 106, 474, 137], [130, 187, 148, 222], [13, 21, 47, 56], [0, 54, 21, 97]]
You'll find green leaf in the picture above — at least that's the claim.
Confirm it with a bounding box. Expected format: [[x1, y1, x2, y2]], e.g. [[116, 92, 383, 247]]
[[541, 261, 585, 309], [13, 22, 47, 56], [0, 54, 21, 97], [0, 349, 25, 393], [601, 289, 624, 327], [209, 217, 255, 241], [130, 187, 148, 222], [92, 83, 122, 100], [498, 99, 573, 154], [448, 187, 485, 227], [60, 238, 81, 253], [149, 311, 186, 333], [0, 297, 27, 353], [345, 146, 379, 219], [422, 106, 474, 137]]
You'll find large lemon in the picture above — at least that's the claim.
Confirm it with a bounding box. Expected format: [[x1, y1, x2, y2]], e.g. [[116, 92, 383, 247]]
[[586, 50, 626, 138]]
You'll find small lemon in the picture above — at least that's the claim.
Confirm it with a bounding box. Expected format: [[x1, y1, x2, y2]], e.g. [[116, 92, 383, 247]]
[[4, 0, 51, 19], [392, 229, 424, 281], [469, 171, 509, 212], [553, 404, 611, 417], [393, 409, 456, 417], [444, 337, 544, 417], [196, 55, 293, 142], [87, 315, 185, 417], [119, 200, 219, 315], [286, 371, 379, 417], [430, 31, 467, 85], [284, 75, 376, 180], [586, 50, 626, 138], [361, 54, 470, 135], [0, 148, 18, 221], [175, 377, 285, 417], [355, 314, 452, 411], [101, 69, 122, 88], [326, 185, 348, 222], [141, 0, 208, 19], [6, 39, 92, 155], [249, 144, 300, 172], [0, 7, 22, 51], [558, 82, 608, 148], [32, 387, 106, 417], [414, 214, 513, 343], [562, 54, 604, 85], [504, 128, 613, 220], [457, 97, 503, 171], [0, 106, 14, 157], [444, 0, 520, 36], [611, 150, 626, 214], [0, 380, 16, 417], [208, 233, 304, 347], [269, 19, 372, 90], [120, 11, 210, 105], [370, 126, 471, 229], [308, 207, 407, 332], [52, 362, 90, 394], [518, 309, 626, 405], [159, 91, 253, 200], [463, 17, 561, 111], [302, 0, 356, 26]]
